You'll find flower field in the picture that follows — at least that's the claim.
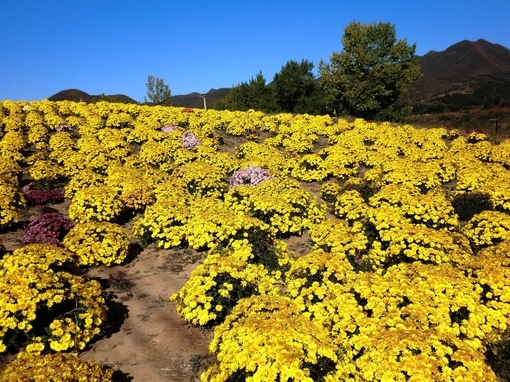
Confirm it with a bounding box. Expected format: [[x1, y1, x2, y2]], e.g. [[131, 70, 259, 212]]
[[1, 99, 510, 381]]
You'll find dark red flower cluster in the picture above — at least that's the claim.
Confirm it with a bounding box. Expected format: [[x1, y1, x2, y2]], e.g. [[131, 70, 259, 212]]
[[23, 210, 75, 247], [181, 107, 194, 113], [22, 183, 64, 205]]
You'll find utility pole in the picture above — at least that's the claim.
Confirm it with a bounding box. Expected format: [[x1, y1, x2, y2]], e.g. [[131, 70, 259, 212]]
[[201, 91, 207, 110], [489, 117, 500, 133]]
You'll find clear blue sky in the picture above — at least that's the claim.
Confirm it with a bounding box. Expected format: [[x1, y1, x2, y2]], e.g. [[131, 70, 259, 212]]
[[1, 0, 509, 102]]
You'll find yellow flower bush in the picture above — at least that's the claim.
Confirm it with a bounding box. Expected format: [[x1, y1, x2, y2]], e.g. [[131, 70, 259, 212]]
[[462, 210, 510, 248], [24, 111, 46, 130], [477, 170, 510, 212], [196, 146, 239, 175], [368, 184, 459, 230], [296, 262, 502, 380], [68, 185, 122, 223], [235, 141, 291, 177], [48, 131, 76, 153], [105, 110, 134, 128], [225, 178, 326, 236], [0, 130, 25, 161], [333, 189, 370, 223], [290, 153, 329, 182], [64, 169, 105, 199], [28, 159, 64, 184], [95, 127, 130, 154], [75, 135, 119, 173], [452, 158, 503, 193], [352, 328, 496, 381], [364, 206, 472, 267], [63, 221, 130, 266], [126, 121, 160, 144], [365, 158, 453, 190], [105, 163, 156, 210], [286, 249, 357, 315], [202, 295, 342, 382], [0, 244, 106, 355], [280, 131, 318, 154], [27, 123, 49, 150], [138, 138, 183, 167], [320, 144, 361, 180], [43, 111, 66, 130], [223, 110, 260, 138], [0, 352, 114, 382], [171, 240, 287, 326], [320, 180, 343, 204], [133, 190, 190, 248], [360, 263, 502, 344], [308, 218, 368, 257], [490, 139, 510, 167], [0, 176, 25, 229], [461, 240, 510, 338], [1, 115, 24, 134], [173, 160, 227, 198], [184, 198, 272, 250], [65, 115, 85, 129], [0, 155, 22, 180]]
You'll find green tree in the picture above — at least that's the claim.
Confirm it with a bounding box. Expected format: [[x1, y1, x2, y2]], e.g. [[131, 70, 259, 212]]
[[144, 75, 172, 105], [273, 59, 317, 113], [319, 21, 421, 120], [222, 72, 276, 112]]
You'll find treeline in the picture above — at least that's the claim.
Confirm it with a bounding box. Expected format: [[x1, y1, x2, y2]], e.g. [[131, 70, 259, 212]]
[[210, 21, 422, 122], [211, 61, 330, 116]]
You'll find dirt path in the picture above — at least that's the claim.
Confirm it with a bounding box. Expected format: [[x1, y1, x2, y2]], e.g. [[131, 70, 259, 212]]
[[81, 247, 215, 382]]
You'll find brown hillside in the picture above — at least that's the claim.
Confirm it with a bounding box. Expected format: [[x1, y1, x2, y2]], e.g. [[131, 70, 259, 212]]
[[405, 39, 510, 102]]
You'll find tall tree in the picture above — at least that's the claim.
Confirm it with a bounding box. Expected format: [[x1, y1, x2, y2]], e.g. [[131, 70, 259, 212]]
[[273, 59, 317, 113], [144, 75, 172, 105], [319, 21, 421, 120], [222, 72, 276, 112]]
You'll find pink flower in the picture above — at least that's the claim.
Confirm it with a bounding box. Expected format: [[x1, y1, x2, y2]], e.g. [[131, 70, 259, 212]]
[[229, 166, 273, 188], [182, 131, 201, 149], [161, 124, 179, 133], [24, 211, 75, 247]]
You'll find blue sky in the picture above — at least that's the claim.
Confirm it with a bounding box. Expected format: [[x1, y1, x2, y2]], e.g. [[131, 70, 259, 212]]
[[1, 0, 509, 102]]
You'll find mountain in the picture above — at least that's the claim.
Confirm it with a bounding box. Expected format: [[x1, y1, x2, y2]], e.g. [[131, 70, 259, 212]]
[[48, 89, 138, 104], [170, 88, 231, 108], [404, 39, 510, 105]]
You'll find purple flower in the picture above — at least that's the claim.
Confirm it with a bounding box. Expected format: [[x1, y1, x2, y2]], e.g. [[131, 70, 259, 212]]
[[229, 166, 273, 188], [181, 131, 201, 150], [161, 124, 179, 133], [22, 183, 64, 205], [24, 211, 75, 247], [57, 124, 73, 132]]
